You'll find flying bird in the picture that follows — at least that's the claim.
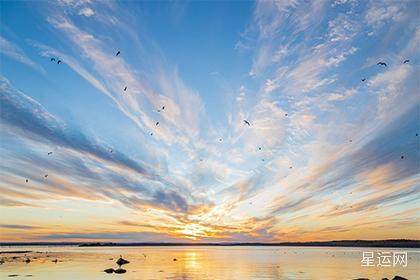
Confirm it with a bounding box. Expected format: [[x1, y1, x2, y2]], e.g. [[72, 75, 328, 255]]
[[150, 132, 153, 136], [416, 133, 418, 137], [285, 113, 288, 117], [50, 58, 56, 62], [219, 138, 222, 142], [349, 140, 353, 142], [403, 59, 410, 64], [109, 149, 113, 153], [26, 179, 28, 183], [401, 155, 404, 159], [289, 166, 293, 169], [124, 87, 127, 91], [377, 62, 387, 67], [258, 147, 262, 150], [57, 60, 62, 64], [156, 122, 159, 126], [44, 174, 48, 178], [361, 78, 366, 82], [48, 152, 53, 155], [261, 159, 265, 162], [116, 51, 120, 56], [244, 120, 251, 126]]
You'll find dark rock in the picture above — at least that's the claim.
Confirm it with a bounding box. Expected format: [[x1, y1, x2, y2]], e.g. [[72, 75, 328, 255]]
[[103, 268, 114, 274], [116, 256, 129, 266], [392, 276, 408, 280], [114, 268, 127, 274]]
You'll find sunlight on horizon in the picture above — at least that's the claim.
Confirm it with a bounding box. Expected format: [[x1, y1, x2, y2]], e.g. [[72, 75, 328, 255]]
[[0, 0, 419, 243]]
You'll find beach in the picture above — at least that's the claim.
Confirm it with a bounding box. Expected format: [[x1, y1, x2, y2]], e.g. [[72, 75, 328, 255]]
[[1, 246, 418, 279]]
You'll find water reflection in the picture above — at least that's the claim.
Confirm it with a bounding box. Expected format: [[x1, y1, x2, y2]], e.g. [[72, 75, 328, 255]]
[[0, 246, 418, 279]]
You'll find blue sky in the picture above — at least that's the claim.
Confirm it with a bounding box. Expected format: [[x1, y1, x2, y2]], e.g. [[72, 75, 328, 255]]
[[0, 0, 419, 242]]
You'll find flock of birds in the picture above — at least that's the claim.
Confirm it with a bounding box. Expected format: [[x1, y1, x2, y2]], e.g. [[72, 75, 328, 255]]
[[23, 52, 415, 186], [360, 59, 410, 81]]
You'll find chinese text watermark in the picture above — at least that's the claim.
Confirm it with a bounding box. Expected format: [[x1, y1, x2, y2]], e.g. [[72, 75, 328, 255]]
[[361, 251, 408, 267]]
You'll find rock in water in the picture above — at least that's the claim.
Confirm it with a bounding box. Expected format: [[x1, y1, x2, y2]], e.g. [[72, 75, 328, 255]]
[[392, 276, 408, 280], [114, 268, 127, 274], [103, 268, 114, 274], [116, 256, 129, 266]]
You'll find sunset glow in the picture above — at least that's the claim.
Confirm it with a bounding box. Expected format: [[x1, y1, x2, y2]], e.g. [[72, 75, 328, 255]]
[[0, 0, 419, 243]]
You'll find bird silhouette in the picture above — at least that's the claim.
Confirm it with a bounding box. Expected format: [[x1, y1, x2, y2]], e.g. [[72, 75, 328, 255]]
[[156, 122, 159, 126], [116, 255, 129, 266], [110, 149, 113, 153], [219, 138, 222, 142], [116, 51, 120, 56], [258, 147, 262, 150], [285, 113, 288, 117], [26, 179, 28, 183], [401, 155, 404, 159], [150, 132, 153, 136], [403, 59, 410, 64], [44, 174, 48, 178], [416, 133, 418, 137], [289, 166, 293, 169], [57, 60, 62, 64], [244, 120, 251, 126], [124, 87, 127, 91], [349, 139, 353, 142], [361, 78, 366, 82], [50, 58, 56, 62], [377, 62, 387, 66], [48, 152, 53, 155]]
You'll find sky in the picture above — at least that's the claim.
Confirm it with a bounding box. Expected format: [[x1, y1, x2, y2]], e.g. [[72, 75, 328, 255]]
[[0, 0, 419, 243]]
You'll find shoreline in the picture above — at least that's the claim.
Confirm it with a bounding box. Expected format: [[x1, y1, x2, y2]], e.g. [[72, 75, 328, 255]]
[[1, 239, 419, 248]]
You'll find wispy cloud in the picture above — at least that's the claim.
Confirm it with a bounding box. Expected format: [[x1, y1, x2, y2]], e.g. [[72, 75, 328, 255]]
[[0, 0, 419, 242], [0, 36, 44, 73]]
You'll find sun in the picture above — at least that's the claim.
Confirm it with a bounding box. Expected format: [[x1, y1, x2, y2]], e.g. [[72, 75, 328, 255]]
[[178, 223, 208, 240]]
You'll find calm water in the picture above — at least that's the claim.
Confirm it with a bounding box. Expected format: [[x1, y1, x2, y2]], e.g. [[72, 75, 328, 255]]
[[0, 246, 418, 279]]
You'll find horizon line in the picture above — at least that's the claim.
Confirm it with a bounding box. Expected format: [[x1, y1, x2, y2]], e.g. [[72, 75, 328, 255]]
[[1, 239, 419, 248]]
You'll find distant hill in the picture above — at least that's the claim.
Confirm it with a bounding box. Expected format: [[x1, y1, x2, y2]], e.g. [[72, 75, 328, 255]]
[[1, 239, 419, 248]]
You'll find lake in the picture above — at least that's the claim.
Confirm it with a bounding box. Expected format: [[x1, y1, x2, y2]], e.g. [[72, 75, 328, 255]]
[[0, 246, 418, 279]]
